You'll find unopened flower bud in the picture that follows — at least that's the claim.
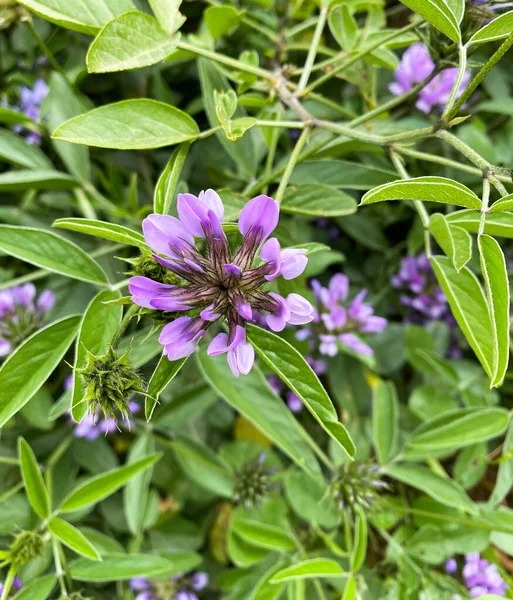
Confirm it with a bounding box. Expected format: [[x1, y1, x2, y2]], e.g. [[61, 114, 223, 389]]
[[8, 531, 43, 567], [233, 454, 276, 508], [331, 461, 388, 515]]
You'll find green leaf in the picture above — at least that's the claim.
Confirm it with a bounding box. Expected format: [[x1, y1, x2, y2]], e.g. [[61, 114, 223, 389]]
[[290, 160, 397, 190], [447, 210, 513, 237], [385, 464, 477, 512], [87, 11, 179, 73], [0, 106, 33, 127], [0, 316, 80, 427], [0, 170, 77, 191], [373, 380, 399, 465], [329, 4, 357, 51], [171, 435, 234, 497], [479, 235, 510, 387], [361, 177, 481, 209], [53, 100, 199, 150], [18, 438, 49, 519], [399, 0, 460, 42], [70, 553, 174, 581], [154, 142, 191, 215], [444, 0, 465, 23], [469, 10, 513, 44], [490, 193, 513, 213], [406, 408, 510, 456], [270, 559, 346, 583], [60, 454, 161, 512], [350, 505, 367, 572], [429, 213, 472, 271], [145, 356, 188, 420], [196, 350, 321, 477], [430, 256, 494, 380], [42, 72, 91, 182], [0, 128, 53, 169], [342, 577, 357, 600], [489, 420, 513, 507], [70, 290, 123, 421], [17, 0, 135, 34], [148, 0, 185, 33], [234, 520, 296, 551], [124, 434, 155, 535], [49, 518, 101, 560], [247, 325, 355, 457], [11, 575, 56, 600], [0, 225, 108, 284], [281, 184, 357, 217], [53, 218, 146, 248], [204, 5, 243, 39]]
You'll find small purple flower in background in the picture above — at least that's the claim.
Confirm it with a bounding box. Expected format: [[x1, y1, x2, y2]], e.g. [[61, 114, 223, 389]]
[[446, 552, 508, 598], [69, 401, 140, 441], [129, 571, 208, 600], [128, 191, 314, 377], [297, 273, 387, 358], [390, 43, 470, 114], [0, 284, 54, 357], [392, 254, 461, 357], [0, 577, 23, 597], [7, 79, 48, 145]]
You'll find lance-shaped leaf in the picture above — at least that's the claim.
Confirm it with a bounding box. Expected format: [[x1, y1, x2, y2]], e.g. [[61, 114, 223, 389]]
[[373, 380, 399, 464], [16, 0, 135, 35], [469, 10, 513, 45], [489, 193, 513, 213], [53, 218, 146, 248], [154, 142, 191, 215], [87, 11, 180, 73], [350, 505, 367, 572], [70, 553, 174, 581], [53, 100, 199, 150], [18, 438, 49, 519], [0, 316, 80, 427], [0, 225, 108, 284], [429, 213, 472, 271], [478, 235, 510, 387], [59, 454, 161, 511], [49, 518, 101, 560], [247, 325, 355, 457], [282, 184, 357, 217], [447, 210, 513, 238], [0, 170, 77, 191], [399, 0, 461, 42], [145, 356, 188, 420], [430, 256, 494, 380], [0, 129, 53, 169], [361, 177, 481, 209], [270, 559, 346, 582], [10, 575, 56, 600]]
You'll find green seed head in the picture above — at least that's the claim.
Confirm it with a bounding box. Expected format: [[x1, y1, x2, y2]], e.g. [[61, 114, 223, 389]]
[[233, 455, 274, 508], [9, 530, 43, 567], [331, 461, 387, 514]]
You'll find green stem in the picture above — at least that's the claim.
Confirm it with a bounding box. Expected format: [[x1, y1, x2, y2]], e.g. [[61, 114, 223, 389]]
[[0, 456, 19, 466], [435, 130, 489, 171], [296, 6, 328, 93], [441, 44, 467, 119], [52, 538, 69, 598], [317, 120, 433, 145], [25, 18, 68, 80], [303, 21, 419, 95], [255, 119, 306, 129], [263, 108, 283, 195], [275, 127, 311, 205], [0, 566, 16, 600], [443, 31, 513, 124], [74, 188, 97, 220], [197, 125, 223, 139], [479, 176, 490, 237]]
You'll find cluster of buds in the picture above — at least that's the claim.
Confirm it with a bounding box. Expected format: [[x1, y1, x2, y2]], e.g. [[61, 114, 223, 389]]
[[75, 345, 144, 428], [331, 462, 387, 514], [2, 79, 48, 145], [0, 284, 54, 357], [130, 571, 208, 600], [128, 191, 314, 377], [297, 273, 387, 358], [233, 454, 276, 508], [0, 531, 43, 568]]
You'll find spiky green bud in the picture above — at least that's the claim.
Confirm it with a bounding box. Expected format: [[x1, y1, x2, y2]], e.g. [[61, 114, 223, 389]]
[[233, 455, 275, 508], [331, 461, 387, 514], [8, 531, 43, 567], [126, 251, 180, 286], [76, 345, 144, 425]]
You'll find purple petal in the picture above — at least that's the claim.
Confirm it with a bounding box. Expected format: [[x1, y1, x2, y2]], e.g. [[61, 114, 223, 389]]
[[128, 276, 174, 309], [11, 283, 36, 306], [260, 238, 281, 281], [227, 338, 255, 377], [208, 325, 246, 356], [280, 248, 308, 280], [265, 293, 290, 332], [238, 195, 279, 243], [0, 339, 11, 357], [36, 289, 55, 313], [178, 189, 224, 238], [287, 293, 315, 325], [200, 303, 220, 321], [224, 263, 242, 278], [191, 572, 209, 591], [142, 214, 194, 258], [339, 333, 373, 356], [130, 578, 151, 591], [160, 317, 205, 361]]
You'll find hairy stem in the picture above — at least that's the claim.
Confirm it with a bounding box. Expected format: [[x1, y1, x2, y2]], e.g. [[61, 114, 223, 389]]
[[441, 44, 467, 119], [479, 176, 491, 237], [296, 6, 328, 93]]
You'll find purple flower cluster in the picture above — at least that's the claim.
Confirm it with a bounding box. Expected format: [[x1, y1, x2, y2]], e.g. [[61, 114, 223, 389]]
[[129, 191, 314, 377], [5, 79, 48, 145], [297, 274, 387, 358], [446, 553, 508, 598], [130, 571, 208, 600], [0, 284, 54, 357], [0, 577, 22, 597], [390, 43, 470, 114]]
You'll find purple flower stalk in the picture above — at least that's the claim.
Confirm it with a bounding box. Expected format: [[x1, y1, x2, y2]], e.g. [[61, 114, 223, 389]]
[[447, 553, 508, 598], [9, 79, 48, 145], [0, 284, 54, 357], [69, 401, 140, 441], [298, 274, 387, 358], [130, 571, 208, 600], [129, 191, 314, 377], [390, 44, 470, 114]]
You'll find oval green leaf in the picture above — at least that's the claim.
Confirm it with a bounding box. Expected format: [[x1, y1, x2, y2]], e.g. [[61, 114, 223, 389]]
[[11, 575, 56, 600], [0, 170, 77, 191], [282, 184, 357, 217], [489, 193, 513, 213], [399, 0, 461, 42], [270, 558, 346, 583], [0, 225, 108, 285], [49, 518, 101, 560], [53, 100, 199, 150], [0, 129, 53, 169], [70, 552, 174, 581], [18, 438, 49, 519], [247, 324, 355, 457], [154, 142, 191, 215], [361, 177, 481, 209], [469, 10, 513, 44], [0, 315, 80, 427], [234, 520, 296, 551]]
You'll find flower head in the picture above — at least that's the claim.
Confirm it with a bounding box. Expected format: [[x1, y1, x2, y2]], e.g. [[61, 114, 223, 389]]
[[0, 577, 22, 598], [331, 461, 387, 514], [233, 454, 276, 508], [6, 531, 43, 568], [9, 79, 48, 145], [0, 284, 54, 357], [129, 570, 208, 600], [446, 552, 508, 598], [297, 273, 387, 358], [129, 191, 313, 377], [390, 43, 470, 114]]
